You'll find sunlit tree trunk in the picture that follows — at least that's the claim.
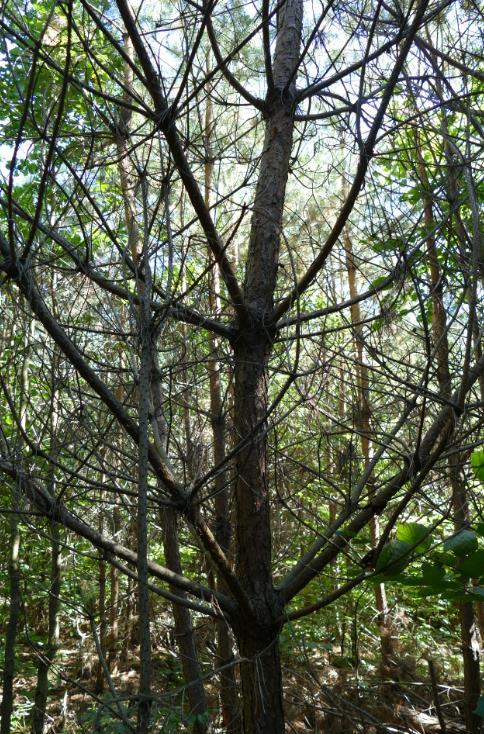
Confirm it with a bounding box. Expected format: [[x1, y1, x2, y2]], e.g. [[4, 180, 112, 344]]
[[203, 62, 240, 733], [115, 34, 152, 730], [415, 134, 481, 734], [31, 364, 61, 733], [342, 208, 395, 672]]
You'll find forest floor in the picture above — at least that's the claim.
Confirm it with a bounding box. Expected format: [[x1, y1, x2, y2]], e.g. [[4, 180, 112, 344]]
[[3, 635, 470, 733]]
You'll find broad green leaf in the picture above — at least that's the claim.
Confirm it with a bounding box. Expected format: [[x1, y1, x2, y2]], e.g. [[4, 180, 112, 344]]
[[459, 550, 484, 578], [421, 562, 446, 586], [413, 580, 462, 599], [471, 449, 484, 481], [376, 540, 412, 576], [432, 550, 457, 566], [370, 275, 391, 290], [443, 529, 478, 557], [396, 522, 431, 551], [396, 576, 431, 587]]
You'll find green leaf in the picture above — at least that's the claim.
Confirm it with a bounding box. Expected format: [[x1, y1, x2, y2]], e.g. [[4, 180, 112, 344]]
[[376, 540, 412, 576], [396, 522, 431, 551], [474, 695, 484, 718], [421, 562, 446, 586], [459, 550, 484, 578], [443, 529, 478, 557], [476, 523, 484, 537], [471, 449, 484, 482], [432, 550, 457, 567], [396, 576, 430, 587], [370, 275, 391, 290]]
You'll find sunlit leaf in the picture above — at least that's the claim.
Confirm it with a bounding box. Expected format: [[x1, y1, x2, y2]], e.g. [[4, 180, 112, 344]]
[[444, 529, 478, 557], [396, 523, 431, 551]]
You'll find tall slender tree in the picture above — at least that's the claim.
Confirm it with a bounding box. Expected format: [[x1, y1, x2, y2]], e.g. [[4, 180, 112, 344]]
[[0, 0, 482, 732]]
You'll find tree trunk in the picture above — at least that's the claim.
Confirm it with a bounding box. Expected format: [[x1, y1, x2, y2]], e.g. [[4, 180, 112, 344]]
[[342, 189, 395, 672], [1, 314, 32, 734], [231, 3, 302, 731], [415, 133, 481, 733], [203, 61, 241, 733], [233, 333, 285, 732], [115, 35, 153, 730], [135, 222, 153, 734], [107, 502, 121, 671], [31, 523, 61, 734], [0, 497, 21, 734], [162, 508, 210, 734], [234, 621, 285, 734], [94, 537, 107, 694]]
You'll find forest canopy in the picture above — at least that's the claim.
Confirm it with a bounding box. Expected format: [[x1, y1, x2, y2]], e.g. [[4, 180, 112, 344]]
[[0, 0, 482, 732]]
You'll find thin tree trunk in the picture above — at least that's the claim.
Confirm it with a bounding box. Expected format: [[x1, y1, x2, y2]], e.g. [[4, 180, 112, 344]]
[[415, 135, 481, 734], [114, 82, 213, 734], [1, 313, 32, 734], [151, 333, 210, 732], [107, 502, 121, 671], [342, 211, 394, 671], [203, 64, 240, 733], [145, 242, 210, 732], [115, 36, 153, 730], [439, 94, 484, 665], [95, 516, 107, 694], [161, 509, 210, 734], [135, 172, 154, 734], [0, 492, 21, 734], [30, 311, 63, 734], [31, 523, 61, 734], [106, 389, 123, 670], [31, 370, 62, 732]]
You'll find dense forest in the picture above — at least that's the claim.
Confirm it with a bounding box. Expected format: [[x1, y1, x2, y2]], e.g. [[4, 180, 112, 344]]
[[0, 0, 482, 732]]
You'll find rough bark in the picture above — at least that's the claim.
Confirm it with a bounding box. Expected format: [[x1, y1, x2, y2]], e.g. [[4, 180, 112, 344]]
[[232, 2, 303, 731], [234, 623, 285, 734]]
